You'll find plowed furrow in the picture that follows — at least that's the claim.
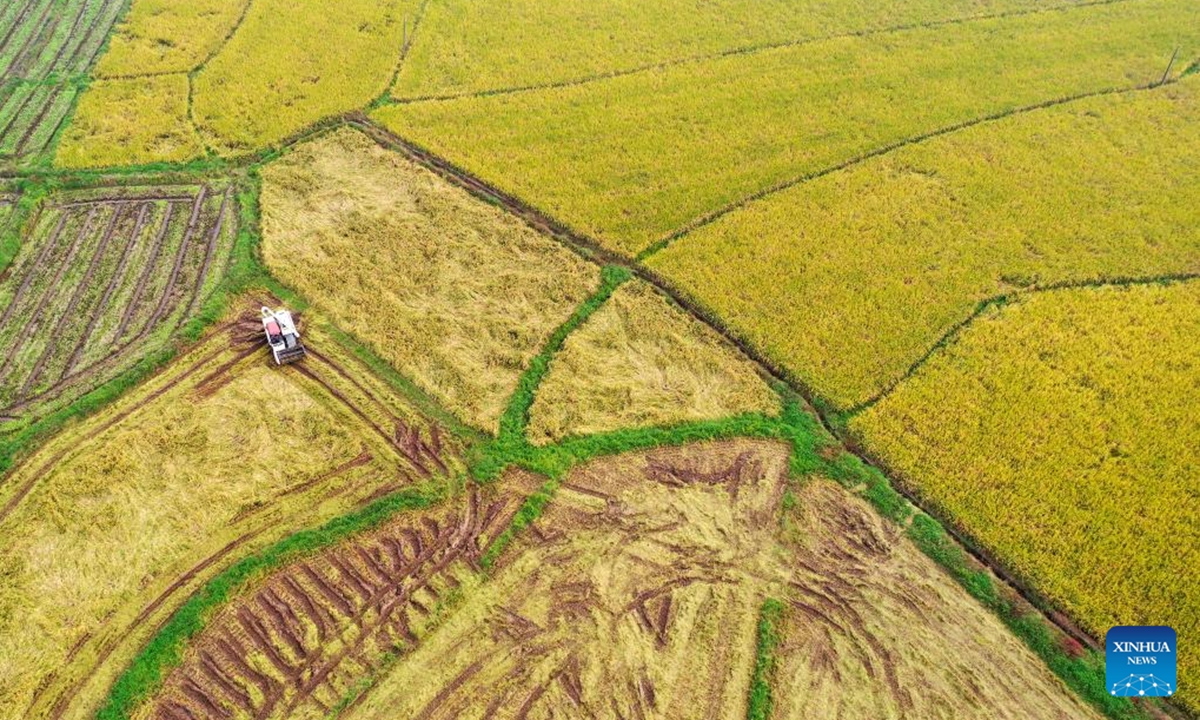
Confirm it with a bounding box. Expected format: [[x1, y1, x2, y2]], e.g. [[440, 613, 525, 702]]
[[180, 675, 234, 720], [18, 203, 123, 397], [215, 634, 279, 706], [299, 563, 356, 618], [0, 206, 95, 382], [254, 595, 309, 663], [113, 201, 174, 343], [184, 188, 230, 318], [198, 650, 255, 713], [61, 202, 148, 377], [237, 607, 298, 679], [145, 187, 207, 331], [279, 575, 333, 644], [0, 209, 63, 328], [328, 555, 376, 603]]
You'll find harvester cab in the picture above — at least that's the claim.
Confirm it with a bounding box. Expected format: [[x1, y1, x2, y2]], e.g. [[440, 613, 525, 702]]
[[261, 306, 306, 365]]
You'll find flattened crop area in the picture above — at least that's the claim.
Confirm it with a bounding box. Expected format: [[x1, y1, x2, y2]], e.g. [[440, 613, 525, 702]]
[[0, 0, 124, 165], [0, 307, 465, 720], [0, 182, 235, 427]]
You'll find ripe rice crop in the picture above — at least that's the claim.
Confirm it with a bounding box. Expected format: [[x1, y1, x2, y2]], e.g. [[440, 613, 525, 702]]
[[54, 75, 205, 168], [373, 0, 1200, 256], [0, 181, 236, 430], [394, 0, 1068, 99], [0, 307, 467, 720], [527, 280, 778, 445], [851, 281, 1200, 713], [0, 0, 125, 166], [92, 0, 249, 77], [260, 127, 597, 432], [649, 76, 1200, 408], [190, 0, 418, 153]]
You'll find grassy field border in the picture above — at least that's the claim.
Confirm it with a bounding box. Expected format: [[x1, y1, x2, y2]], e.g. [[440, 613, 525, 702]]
[[747, 598, 785, 720]]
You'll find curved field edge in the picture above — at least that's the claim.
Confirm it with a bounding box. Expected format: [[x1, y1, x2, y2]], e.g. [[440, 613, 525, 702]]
[[93, 266, 1157, 720]]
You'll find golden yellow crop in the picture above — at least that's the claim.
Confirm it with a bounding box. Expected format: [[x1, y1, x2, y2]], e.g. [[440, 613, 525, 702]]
[[528, 281, 777, 444], [54, 75, 204, 168], [374, 0, 1200, 256], [92, 0, 248, 76], [191, 0, 417, 152], [394, 0, 1059, 99], [852, 281, 1200, 712], [649, 76, 1200, 408], [260, 127, 598, 432]]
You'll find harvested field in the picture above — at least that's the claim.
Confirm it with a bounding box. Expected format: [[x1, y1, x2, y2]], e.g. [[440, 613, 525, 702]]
[[0, 304, 466, 720], [373, 0, 1200, 256], [341, 441, 1096, 719], [773, 480, 1101, 719], [260, 127, 598, 432], [528, 280, 778, 445], [54, 74, 205, 169], [0, 182, 235, 430], [649, 76, 1200, 408], [338, 440, 792, 719], [0, 0, 125, 166], [851, 281, 1200, 712], [139, 475, 540, 720], [394, 0, 1081, 99]]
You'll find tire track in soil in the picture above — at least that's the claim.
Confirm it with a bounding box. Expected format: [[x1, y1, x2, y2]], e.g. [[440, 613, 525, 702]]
[[183, 188, 231, 318], [17, 202, 124, 398], [0, 205, 96, 383], [112, 198, 177, 343], [144, 186, 208, 331], [0, 0, 41, 66], [0, 208, 64, 328]]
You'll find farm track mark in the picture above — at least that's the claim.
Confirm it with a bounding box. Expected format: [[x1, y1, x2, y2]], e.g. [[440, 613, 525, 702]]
[[388, 0, 1139, 104]]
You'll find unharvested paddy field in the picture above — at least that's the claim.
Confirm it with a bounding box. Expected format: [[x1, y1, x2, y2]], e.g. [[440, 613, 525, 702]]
[[0, 0, 1194, 718], [852, 281, 1200, 707], [0, 181, 235, 432]]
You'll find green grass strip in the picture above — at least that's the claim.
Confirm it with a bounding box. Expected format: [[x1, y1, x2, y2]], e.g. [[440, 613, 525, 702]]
[[747, 598, 785, 720], [96, 482, 449, 720]]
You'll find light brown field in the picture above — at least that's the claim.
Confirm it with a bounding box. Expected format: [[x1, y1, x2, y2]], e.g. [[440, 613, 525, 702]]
[[0, 303, 464, 720], [260, 127, 598, 432], [527, 280, 778, 444]]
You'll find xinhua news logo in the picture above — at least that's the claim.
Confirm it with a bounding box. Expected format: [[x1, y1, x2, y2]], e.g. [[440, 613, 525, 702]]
[[1106, 626, 1176, 698]]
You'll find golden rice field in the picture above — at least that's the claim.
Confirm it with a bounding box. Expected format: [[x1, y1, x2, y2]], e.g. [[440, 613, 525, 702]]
[[392, 0, 1073, 99], [852, 281, 1200, 712], [57, 0, 418, 166], [55, 75, 204, 168], [0, 306, 466, 720], [259, 127, 597, 431], [91, 0, 248, 76], [527, 280, 777, 445], [649, 75, 1200, 408], [374, 0, 1200, 256]]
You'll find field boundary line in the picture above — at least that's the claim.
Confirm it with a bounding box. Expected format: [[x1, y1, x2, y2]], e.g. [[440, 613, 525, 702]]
[[385, 0, 1141, 106], [638, 78, 1175, 260], [373, 0, 434, 108], [843, 273, 1200, 418]]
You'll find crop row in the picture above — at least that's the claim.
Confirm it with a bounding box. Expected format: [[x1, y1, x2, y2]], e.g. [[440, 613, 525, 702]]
[[0, 183, 236, 427]]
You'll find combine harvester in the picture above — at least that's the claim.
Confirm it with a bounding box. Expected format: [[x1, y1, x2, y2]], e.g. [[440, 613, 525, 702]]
[[261, 306, 306, 364]]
